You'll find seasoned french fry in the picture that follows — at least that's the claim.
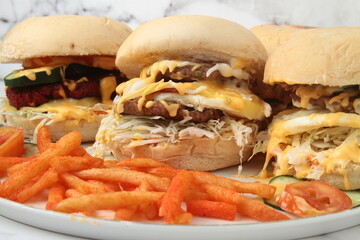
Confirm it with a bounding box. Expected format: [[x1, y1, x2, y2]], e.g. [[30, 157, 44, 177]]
[[50, 156, 103, 173], [115, 205, 139, 221], [0, 156, 34, 172], [185, 188, 210, 201], [191, 171, 276, 199], [64, 189, 95, 217], [0, 131, 81, 197], [65, 189, 84, 198], [116, 158, 172, 169], [37, 127, 52, 152], [61, 173, 110, 194], [201, 183, 289, 222], [55, 191, 164, 213], [6, 161, 29, 176], [16, 168, 59, 203], [186, 199, 237, 221], [146, 167, 178, 179], [103, 160, 119, 168], [69, 146, 91, 157], [139, 202, 159, 220], [74, 168, 170, 192], [46, 183, 66, 210], [159, 170, 193, 225]]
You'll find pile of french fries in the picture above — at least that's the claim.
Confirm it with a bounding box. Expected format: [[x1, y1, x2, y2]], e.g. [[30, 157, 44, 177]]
[[0, 128, 289, 224]]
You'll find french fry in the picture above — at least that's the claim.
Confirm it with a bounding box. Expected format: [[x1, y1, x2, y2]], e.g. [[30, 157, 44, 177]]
[[117, 158, 172, 169], [185, 188, 210, 201], [55, 191, 164, 213], [64, 189, 95, 217], [6, 161, 29, 175], [65, 189, 84, 198], [139, 202, 159, 220], [50, 156, 103, 173], [146, 167, 178, 179], [186, 200, 237, 221], [37, 127, 52, 152], [74, 168, 170, 192], [115, 205, 139, 221], [201, 183, 290, 222], [148, 168, 275, 199], [60, 173, 110, 194], [103, 160, 119, 168], [191, 171, 276, 199], [46, 183, 66, 210], [69, 146, 91, 157], [0, 130, 81, 197], [159, 170, 193, 225], [16, 168, 59, 203], [138, 179, 153, 191], [0, 156, 34, 172]]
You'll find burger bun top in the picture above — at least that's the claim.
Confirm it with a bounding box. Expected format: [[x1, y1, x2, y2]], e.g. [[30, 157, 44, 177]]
[[0, 15, 132, 63], [264, 27, 360, 86]]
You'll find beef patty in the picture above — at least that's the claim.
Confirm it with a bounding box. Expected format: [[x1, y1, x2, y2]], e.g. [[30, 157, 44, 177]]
[[122, 98, 224, 122]]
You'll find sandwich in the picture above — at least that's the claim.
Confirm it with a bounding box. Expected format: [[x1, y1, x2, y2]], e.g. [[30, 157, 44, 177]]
[[0, 15, 132, 142], [94, 15, 271, 171], [259, 27, 360, 190]]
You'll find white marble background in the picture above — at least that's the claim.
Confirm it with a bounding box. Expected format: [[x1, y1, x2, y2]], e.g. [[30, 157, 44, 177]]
[[0, 0, 360, 239], [2, 0, 360, 39]]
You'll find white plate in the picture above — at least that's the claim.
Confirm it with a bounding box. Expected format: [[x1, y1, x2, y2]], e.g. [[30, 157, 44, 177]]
[[0, 158, 360, 240]]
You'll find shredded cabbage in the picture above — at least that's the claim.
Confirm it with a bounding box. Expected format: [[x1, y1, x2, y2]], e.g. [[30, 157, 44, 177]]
[[93, 112, 256, 160]]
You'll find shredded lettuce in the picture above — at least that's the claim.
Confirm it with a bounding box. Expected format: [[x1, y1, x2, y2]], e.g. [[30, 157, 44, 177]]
[[93, 112, 256, 159]]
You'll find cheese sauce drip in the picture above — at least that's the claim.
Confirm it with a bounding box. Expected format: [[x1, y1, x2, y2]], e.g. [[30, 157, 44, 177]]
[[115, 60, 270, 120], [100, 76, 117, 106], [294, 85, 360, 111]]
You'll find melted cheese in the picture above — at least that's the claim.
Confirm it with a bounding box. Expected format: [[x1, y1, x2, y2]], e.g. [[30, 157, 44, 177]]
[[3, 98, 102, 123], [295, 86, 341, 108], [159, 100, 180, 117], [11, 66, 55, 81], [328, 91, 358, 107], [100, 76, 117, 106], [115, 60, 270, 120]]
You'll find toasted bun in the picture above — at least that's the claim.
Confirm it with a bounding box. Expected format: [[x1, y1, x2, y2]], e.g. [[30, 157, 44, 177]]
[[250, 24, 314, 55], [110, 136, 253, 171], [116, 15, 267, 78], [264, 27, 360, 86], [0, 15, 132, 63], [2, 112, 104, 143]]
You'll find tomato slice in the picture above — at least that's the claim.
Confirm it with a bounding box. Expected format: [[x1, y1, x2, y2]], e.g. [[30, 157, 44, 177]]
[[0, 126, 25, 157], [277, 181, 352, 217]]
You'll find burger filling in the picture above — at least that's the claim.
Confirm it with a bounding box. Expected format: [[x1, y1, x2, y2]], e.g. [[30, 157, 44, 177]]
[[5, 58, 127, 109], [115, 60, 271, 121], [283, 84, 360, 113]]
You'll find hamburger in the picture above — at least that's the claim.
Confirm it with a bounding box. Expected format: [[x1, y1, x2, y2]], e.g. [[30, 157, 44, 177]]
[[94, 15, 271, 171], [259, 27, 360, 190], [0, 15, 132, 142]]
